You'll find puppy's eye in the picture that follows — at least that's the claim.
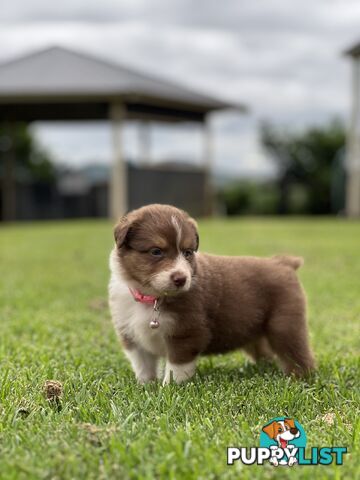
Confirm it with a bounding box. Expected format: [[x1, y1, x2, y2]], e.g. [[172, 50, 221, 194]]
[[150, 248, 163, 257], [183, 249, 193, 258]]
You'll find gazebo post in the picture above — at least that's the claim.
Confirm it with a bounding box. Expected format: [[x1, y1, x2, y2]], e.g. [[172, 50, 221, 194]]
[[139, 121, 151, 163], [346, 56, 360, 217], [109, 103, 127, 220], [203, 114, 214, 215]]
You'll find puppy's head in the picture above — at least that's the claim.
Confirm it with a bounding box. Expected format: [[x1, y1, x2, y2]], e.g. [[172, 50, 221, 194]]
[[113, 204, 199, 296]]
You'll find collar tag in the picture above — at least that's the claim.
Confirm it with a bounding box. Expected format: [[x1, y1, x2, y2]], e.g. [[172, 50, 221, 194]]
[[150, 298, 161, 329]]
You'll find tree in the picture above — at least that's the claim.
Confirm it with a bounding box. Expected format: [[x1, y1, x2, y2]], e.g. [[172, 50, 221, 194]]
[[260, 119, 346, 214], [0, 123, 55, 220], [0, 123, 55, 181]]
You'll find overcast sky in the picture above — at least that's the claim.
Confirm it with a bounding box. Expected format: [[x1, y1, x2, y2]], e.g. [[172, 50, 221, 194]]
[[0, 0, 359, 177]]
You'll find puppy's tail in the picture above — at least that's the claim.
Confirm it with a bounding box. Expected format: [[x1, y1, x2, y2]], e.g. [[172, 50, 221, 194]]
[[272, 255, 304, 270]]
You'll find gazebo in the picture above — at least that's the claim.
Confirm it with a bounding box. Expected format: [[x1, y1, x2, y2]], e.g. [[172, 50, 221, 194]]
[[345, 42, 360, 217], [0, 46, 245, 220]]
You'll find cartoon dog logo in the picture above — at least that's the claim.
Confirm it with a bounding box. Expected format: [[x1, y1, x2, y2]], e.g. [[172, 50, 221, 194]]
[[262, 418, 301, 466]]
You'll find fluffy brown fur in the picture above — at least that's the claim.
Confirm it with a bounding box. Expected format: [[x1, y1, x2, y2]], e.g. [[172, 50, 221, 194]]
[[109, 204, 315, 383]]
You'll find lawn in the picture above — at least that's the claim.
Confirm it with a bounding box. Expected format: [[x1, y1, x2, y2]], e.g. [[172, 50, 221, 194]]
[[0, 218, 359, 479]]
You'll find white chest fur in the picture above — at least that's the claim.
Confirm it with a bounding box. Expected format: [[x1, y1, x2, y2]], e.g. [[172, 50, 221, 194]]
[[108, 249, 175, 357]]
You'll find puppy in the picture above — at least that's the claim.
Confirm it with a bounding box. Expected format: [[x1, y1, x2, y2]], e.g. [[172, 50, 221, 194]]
[[108, 204, 315, 384]]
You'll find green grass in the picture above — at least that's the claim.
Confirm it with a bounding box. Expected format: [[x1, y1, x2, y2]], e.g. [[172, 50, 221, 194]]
[[0, 217, 359, 479]]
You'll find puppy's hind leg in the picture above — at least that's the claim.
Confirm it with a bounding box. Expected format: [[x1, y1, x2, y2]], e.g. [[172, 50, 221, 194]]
[[266, 311, 315, 377]]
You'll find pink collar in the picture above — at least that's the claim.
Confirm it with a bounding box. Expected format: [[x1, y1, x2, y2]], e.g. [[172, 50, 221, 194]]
[[129, 287, 158, 305]]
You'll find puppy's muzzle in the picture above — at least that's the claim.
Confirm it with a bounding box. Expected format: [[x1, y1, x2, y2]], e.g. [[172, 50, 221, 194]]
[[171, 272, 187, 288]]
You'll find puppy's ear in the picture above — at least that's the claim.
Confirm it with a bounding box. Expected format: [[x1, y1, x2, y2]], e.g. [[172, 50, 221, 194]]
[[188, 217, 199, 251], [114, 216, 131, 248], [262, 421, 276, 439], [284, 418, 296, 429]]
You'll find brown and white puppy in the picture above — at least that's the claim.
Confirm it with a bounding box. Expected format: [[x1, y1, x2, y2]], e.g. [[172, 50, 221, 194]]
[[108, 204, 315, 385]]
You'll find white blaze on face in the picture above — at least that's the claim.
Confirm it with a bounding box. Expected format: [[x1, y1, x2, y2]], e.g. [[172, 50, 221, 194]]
[[150, 216, 192, 293], [171, 215, 182, 250]]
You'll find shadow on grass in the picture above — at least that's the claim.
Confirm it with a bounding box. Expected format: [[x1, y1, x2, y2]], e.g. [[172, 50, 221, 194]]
[[197, 358, 318, 386], [199, 359, 279, 381]]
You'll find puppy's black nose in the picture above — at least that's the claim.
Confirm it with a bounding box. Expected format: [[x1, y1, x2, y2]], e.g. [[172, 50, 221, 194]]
[[171, 273, 186, 287], [290, 427, 298, 435]]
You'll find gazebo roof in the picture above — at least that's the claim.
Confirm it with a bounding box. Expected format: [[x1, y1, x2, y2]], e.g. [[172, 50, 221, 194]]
[[0, 46, 246, 122]]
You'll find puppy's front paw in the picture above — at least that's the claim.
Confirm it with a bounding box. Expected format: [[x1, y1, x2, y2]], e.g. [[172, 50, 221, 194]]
[[162, 360, 196, 385], [136, 373, 156, 384]]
